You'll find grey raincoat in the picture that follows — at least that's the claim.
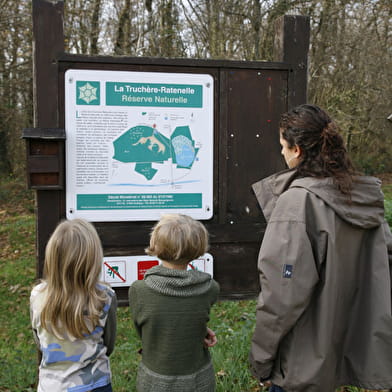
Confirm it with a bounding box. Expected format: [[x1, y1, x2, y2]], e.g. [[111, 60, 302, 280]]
[[249, 169, 392, 392]]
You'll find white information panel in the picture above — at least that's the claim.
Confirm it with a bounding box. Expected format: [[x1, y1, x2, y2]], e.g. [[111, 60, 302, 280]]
[[65, 69, 214, 221], [101, 253, 214, 287]]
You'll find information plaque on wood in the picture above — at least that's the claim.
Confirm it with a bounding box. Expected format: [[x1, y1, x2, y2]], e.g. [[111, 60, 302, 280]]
[[65, 69, 214, 222]]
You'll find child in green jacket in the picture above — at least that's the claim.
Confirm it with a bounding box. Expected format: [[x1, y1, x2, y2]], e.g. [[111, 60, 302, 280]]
[[129, 214, 219, 392]]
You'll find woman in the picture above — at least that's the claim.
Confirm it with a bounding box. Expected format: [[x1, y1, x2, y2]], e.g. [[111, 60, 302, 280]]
[[249, 104, 392, 392]]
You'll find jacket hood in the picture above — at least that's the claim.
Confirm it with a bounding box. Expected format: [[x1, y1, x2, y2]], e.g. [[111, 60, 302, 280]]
[[144, 264, 213, 297], [252, 169, 385, 229]]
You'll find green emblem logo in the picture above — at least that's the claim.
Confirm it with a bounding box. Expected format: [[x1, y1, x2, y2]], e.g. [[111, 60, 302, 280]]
[[76, 81, 100, 105]]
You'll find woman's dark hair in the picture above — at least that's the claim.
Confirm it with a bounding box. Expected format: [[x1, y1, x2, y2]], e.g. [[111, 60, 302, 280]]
[[280, 104, 356, 195]]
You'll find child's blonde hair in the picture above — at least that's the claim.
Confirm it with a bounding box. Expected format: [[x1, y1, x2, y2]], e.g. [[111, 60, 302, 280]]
[[146, 214, 208, 265], [40, 219, 106, 339]]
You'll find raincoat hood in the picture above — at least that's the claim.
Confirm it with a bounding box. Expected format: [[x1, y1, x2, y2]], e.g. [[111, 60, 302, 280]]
[[252, 169, 385, 229]]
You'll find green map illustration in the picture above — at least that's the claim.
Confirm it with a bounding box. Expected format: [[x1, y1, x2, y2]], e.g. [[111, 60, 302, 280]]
[[113, 125, 199, 180]]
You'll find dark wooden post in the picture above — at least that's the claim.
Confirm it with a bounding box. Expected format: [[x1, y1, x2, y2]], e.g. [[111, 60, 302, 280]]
[[32, 0, 65, 277], [273, 15, 310, 109]]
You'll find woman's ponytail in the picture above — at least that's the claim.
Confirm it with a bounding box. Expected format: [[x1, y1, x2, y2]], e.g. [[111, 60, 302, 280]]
[[280, 104, 356, 196]]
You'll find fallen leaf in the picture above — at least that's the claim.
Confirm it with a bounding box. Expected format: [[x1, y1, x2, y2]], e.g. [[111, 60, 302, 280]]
[[10, 284, 21, 293]]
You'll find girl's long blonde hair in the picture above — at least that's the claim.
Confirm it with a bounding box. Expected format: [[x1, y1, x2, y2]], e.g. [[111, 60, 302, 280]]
[[40, 219, 107, 339]]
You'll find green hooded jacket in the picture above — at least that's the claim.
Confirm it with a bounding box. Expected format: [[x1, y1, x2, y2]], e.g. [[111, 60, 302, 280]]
[[129, 265, 219, 392]]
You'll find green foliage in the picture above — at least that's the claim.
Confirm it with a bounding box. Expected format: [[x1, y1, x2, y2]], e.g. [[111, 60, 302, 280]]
[[385, 200, 392, 228], [209, 301, 261, 391], [110, 308, 140, 391], [383, 185, 392, 227], [0, 213, 37, 390]]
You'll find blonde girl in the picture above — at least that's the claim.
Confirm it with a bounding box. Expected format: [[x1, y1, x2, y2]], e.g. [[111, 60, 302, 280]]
[[30, 219, 117, 392]]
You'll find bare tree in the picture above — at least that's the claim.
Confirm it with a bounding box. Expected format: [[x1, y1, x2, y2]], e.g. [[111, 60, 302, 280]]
[[0, 0, 32, 177], [114, 0, 132, 54], [307, 0, 392, 172], [90, 0, 102, 54]]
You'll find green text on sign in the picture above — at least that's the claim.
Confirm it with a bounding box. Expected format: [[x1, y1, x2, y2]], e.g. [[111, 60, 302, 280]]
[[77, 193, 202, 210], [106, 82, 203, 107]]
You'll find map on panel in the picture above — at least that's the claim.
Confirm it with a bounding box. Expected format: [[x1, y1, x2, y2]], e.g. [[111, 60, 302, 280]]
[[65, 69, 213, 221], [112, 125, 199, 181]]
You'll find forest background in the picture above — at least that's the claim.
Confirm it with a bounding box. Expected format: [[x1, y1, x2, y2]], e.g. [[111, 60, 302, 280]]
[[0, 1, 391, 390], [0, 0, 391, 179]]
